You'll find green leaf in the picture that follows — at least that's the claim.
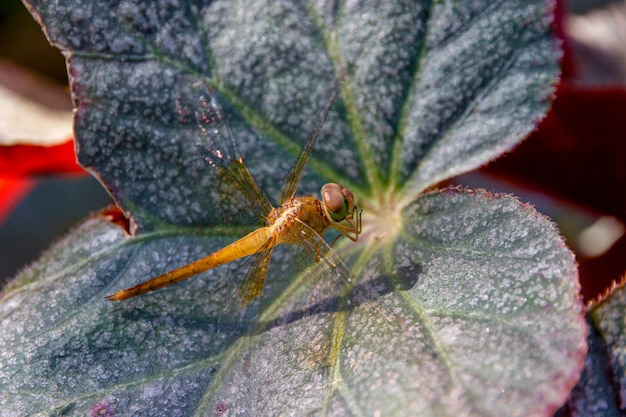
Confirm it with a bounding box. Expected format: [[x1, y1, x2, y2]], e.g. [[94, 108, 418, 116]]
[[555, 316, 622, 417], [587, 285, 626, 414], [1, 189, 586, 416], [4, 0, 587, 416], [24, 0, 558, 230]]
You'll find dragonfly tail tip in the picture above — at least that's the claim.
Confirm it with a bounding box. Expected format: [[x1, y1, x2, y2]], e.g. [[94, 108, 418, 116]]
[[105, 292, 123, 301]]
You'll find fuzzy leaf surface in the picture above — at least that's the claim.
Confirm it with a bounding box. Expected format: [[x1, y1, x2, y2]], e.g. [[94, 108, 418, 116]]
[[24, 0, 559, 229], [1, 1, 588, 416], [0, 189, 586, 416]]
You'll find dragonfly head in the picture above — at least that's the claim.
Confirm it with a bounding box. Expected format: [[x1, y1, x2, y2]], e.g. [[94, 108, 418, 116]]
[[321, 183, 356, 223]]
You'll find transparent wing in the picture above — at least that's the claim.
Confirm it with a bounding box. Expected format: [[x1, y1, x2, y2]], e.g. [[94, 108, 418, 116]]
[[177, 84, 273, 223], [277, 83, 341, 204], [296, 220, 355, 285], [237, 237, 277, 306], [272, 222, 355, 309]]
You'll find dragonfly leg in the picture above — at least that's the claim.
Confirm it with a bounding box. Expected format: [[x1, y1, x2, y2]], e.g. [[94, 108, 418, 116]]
[[331, 207, 362, 242]]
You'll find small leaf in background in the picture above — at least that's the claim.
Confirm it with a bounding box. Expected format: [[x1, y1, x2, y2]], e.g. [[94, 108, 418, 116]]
[[555, 316, 622, 417], [0, 1, 588, 416], [584, 283, 626, 416]]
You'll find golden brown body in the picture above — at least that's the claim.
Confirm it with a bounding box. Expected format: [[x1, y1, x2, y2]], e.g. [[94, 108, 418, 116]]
[[106, 83, 360, 304], [106, 193, 358, 302]]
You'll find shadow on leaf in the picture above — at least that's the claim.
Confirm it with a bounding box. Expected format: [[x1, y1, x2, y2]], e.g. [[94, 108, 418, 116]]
[[258, 263, 422, 333]]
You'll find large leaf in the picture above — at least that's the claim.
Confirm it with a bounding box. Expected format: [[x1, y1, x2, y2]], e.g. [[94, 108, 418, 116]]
[[1, 189, 585, 416], [24, 0, 559, 230], [2, 0, 587, 416]]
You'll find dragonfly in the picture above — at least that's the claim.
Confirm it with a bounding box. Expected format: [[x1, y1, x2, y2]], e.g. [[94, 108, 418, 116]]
[[106, 83, 362, 305]]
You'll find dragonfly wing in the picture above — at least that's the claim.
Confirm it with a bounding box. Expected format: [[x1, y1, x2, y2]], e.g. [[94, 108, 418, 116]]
[[237, 236, 277, 306], [178, 84, 273, 222], [277, 83, 341, 204], [292, 218, 355, 288]]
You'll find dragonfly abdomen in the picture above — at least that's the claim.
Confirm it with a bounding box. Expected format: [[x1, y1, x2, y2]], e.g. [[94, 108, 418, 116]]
[[106, 226, 273, 301]]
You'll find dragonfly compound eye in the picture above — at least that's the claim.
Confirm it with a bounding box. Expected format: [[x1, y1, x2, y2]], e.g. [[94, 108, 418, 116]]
[[321, 183, 349, 222]]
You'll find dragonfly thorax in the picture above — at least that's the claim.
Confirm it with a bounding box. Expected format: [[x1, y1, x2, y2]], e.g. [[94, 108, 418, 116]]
[[268, 196, 329, 244], [267, 182, 360, 246]]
